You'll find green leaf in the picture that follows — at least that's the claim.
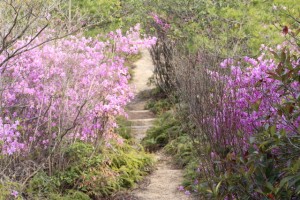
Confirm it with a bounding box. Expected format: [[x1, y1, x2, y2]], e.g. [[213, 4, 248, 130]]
[[279, 176, 294, 188], [266, 182, 274, 191], [215, 181, 222, 194], [296, 184, 300, 194], [269, 126, 276, 135], [251, 98, 262, 111], [280, 46, 286, 59], [270, 50, 279, 61]]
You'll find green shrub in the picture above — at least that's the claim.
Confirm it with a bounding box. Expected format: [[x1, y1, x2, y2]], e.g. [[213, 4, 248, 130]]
[[145, 99, 172, 115], [109, 143, 154, 189], [143, 88, 173, 115], [142, 112, 182, 151], [56, 141, 153, 198], [48, 190, 91, 200], [164, 135, 194, 167], [26, 172, 59, 199], [141, 110, 195, 166], [24, 138, 154, 199], [115, 117, 133, 140]]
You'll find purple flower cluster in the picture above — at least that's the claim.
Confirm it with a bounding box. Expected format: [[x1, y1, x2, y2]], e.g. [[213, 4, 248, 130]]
[[178, 185, 191, 196], [0, 25, 157, 155], [11, 190, 18, 198], [150, 13, 171, 31], [219, 43, 300, 149]]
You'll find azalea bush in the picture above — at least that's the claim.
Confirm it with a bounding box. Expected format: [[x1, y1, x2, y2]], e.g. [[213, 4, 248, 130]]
[[171, 41, 300, 199], [0, 24, 156, 184], [213, 38, 300, 199], [220, 41, 300, 144], [187, 33, 300, 199]]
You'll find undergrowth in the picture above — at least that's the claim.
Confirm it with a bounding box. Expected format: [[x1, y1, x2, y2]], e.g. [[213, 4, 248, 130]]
[[116, 117, 133, 140], [142, 112, 181, 151], [25, 141, 153, 199], [143, 88, 173, 115], [0, 118, 153, 200]]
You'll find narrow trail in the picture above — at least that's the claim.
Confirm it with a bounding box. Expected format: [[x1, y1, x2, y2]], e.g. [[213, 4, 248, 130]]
[[126, 50, 191, 200]]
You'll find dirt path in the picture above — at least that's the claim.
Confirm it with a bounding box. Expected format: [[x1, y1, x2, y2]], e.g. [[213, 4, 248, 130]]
[[126, 50, 191, 200]]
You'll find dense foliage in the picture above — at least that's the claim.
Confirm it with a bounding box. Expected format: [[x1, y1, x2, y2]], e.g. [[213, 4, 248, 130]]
[[1, 139, 154, 199], [69, 0, 147, 36]]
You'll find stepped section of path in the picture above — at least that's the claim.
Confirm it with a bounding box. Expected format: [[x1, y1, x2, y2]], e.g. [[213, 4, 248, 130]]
[[126, 49, 191, 200]]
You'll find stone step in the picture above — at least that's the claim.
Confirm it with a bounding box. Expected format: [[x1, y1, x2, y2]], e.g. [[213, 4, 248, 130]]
[[131, 128, 148, 134], [130, 125, 153, 129], [127, 101, 147, 110], [131, 125, 152, 142], [127, 110, 155, 120], [129, 118, 156, 126]]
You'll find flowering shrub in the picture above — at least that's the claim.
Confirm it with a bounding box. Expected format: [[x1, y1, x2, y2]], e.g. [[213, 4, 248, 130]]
[[191, 39, 300, 199], [223, 43, 300, 139], [150, 13, 171, 31], [0, 25, 156, 158], [199, 40, 300, 154]]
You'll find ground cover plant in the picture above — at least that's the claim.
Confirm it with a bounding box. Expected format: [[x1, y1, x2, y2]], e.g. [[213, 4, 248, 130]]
[[144, 88, 173, 115]]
